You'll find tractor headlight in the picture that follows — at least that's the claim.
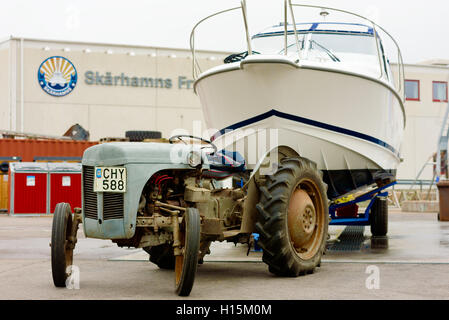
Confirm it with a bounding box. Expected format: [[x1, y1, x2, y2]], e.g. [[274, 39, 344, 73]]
[[186, 150, 202, 168]]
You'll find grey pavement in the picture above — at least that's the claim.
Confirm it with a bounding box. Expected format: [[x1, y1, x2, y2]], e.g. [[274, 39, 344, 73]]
[[0, 211, 448, 300]]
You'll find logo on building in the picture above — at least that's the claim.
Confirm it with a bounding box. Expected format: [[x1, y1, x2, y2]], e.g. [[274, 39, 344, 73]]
[[38, 56, 77, 97]]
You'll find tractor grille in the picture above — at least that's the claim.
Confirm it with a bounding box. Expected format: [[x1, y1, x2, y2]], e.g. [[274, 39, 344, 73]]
[[82, 166, 98, 220], [103, 192, 124, 220], [83, 165, 124, 221]]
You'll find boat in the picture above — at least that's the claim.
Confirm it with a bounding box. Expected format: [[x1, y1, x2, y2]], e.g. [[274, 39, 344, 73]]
[[190, 1, 405, 200]]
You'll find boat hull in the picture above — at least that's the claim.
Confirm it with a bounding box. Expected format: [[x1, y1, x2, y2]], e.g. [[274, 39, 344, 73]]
[[195, 58, 405, 199]]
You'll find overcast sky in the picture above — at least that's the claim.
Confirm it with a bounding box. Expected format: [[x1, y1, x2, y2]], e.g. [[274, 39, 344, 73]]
[[0, 0, 448, 64]]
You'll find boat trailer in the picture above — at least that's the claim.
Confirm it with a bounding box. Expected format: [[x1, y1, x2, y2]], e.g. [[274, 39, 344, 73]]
[[328, 181, 395, 226]]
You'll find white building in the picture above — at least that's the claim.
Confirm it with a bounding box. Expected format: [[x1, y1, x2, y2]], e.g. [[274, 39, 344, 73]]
[[393, 60, 449, 181], [0, 36, 226, 141]]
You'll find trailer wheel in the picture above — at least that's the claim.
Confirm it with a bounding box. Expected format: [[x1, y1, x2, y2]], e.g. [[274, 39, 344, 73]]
[[175, 207, 200, 296], [255, 157, 328, 276], [143, 244, 175, 270], [370, 197, 388, 236], [51, 202, 74, 287]]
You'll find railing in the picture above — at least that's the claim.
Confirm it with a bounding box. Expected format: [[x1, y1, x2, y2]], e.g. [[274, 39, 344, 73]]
[[0, 129, 72, 140], [396, 179, 436, 187], [189, 1, 405, 101], [189, 1, 252, 80], [435, 72, 449, 180]]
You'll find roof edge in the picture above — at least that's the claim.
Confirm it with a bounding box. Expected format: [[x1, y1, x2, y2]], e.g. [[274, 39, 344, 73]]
[[0, 35, 230, 55]]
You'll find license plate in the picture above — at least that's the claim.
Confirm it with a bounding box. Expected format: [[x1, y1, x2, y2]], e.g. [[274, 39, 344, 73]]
[[94, 167, 126, 192]]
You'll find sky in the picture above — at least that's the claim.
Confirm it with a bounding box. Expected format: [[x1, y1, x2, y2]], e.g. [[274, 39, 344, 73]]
[[0, 0, 448, 64]]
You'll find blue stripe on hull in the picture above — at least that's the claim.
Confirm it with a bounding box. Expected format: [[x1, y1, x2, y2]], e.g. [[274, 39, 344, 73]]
[[210, 109, 399, 157]]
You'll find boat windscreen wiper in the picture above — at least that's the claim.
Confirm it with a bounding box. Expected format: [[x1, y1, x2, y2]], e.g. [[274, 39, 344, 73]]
[[309, 40, 340, 62], [278, 40, 304, 55], [224, 51, 260, 64]]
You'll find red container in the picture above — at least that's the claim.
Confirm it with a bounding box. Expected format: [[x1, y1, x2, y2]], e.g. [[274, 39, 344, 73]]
[[9, 163, 49, 214], [0, 139, 97, 162], [48, 163, 82, 213]]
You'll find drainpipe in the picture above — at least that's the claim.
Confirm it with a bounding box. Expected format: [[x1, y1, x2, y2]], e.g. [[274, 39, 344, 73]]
[[9, 38, 17, 131], [20, 38, 24, 133]]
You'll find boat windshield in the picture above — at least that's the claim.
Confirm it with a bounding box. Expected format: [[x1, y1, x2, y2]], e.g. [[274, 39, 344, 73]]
[[252, 34, 306, 55], [311, 33, 376, 55], [253, 32, 378, 63]]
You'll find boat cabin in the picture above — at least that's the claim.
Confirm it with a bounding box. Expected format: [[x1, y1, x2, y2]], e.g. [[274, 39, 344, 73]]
[[251, 22, 393, 82]]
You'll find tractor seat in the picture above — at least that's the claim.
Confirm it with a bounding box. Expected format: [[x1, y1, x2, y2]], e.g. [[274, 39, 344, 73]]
[[203, 150, 246, 179]]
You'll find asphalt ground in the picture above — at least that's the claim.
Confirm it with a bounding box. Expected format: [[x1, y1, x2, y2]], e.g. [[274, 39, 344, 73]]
[[0, 210, 448, 300]]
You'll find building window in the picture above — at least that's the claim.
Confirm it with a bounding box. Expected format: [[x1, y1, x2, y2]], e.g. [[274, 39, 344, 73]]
[[433, 81, 448, 102], [405, 80, 420, 101]]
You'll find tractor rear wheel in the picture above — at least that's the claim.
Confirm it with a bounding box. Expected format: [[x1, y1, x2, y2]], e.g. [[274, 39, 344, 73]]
[[144, 244, 175, 270], [255, 157, 328, 276], [125, 130, 162, 142]]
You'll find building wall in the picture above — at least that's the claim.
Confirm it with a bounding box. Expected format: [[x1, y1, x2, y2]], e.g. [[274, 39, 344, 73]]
[[0, 43, 9, 130], [8, 38, 225, 140], [393, 63, 449, 180]]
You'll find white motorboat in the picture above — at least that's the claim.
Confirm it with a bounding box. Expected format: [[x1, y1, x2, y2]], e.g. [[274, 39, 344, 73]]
[[190, 2, 405, 200]]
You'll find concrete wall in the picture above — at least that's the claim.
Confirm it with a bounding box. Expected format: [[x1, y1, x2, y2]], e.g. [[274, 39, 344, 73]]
[[5, 38, 225, 141]]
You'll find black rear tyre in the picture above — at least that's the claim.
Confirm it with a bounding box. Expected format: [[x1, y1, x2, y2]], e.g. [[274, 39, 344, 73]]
[[143, 244, 175, 270], [51, 202, 73, 287], [370, 197, 388, 236], [125, 130, 162, 142], [255, 157, 328, 276], [175, 208, 200, 296]]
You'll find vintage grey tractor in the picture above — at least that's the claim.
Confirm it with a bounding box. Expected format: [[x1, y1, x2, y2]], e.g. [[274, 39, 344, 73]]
[[50, 135, 329, 296]]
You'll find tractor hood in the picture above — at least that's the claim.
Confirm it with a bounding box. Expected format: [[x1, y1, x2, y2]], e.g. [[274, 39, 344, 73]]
[[82, 142, 207, 167]]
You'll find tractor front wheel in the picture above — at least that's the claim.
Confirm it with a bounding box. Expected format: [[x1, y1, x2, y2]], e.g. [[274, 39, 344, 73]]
[[174, 207, 200, 296], [51, 202, 75, 287]]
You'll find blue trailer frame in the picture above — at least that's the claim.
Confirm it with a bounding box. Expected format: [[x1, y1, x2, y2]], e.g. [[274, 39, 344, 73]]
[[328, 181, 396, 226], [252, 181, 395, 249]]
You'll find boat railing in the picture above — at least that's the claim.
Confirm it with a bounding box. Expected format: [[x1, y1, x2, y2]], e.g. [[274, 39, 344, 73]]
[[190, 1, 405, 101], [189, 1, 252, 80]]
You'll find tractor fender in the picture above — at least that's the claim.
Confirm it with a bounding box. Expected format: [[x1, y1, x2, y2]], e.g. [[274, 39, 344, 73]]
[[240, 145, 300, 234]]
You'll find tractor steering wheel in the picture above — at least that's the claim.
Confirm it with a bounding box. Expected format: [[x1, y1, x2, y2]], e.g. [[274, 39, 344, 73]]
[[168, 135, 217, 153]]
